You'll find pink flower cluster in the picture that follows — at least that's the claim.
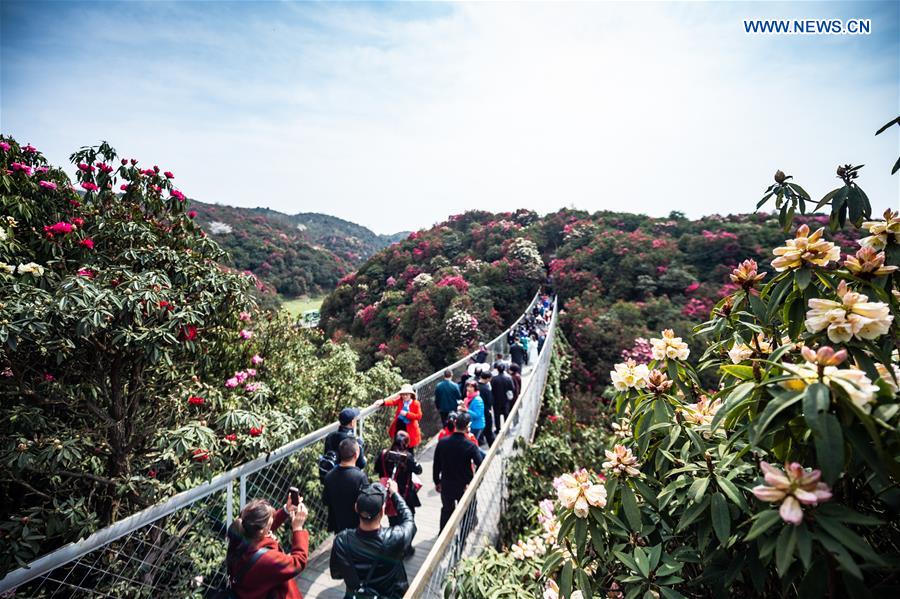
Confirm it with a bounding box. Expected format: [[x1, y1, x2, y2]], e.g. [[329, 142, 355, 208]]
[[251, 354, 264, 365], [238, 329, 253, 340], [356, 304, 378, 326], [682, 297, 714, 319], [44, 221, 74, 235], [225, 368, 258, 389], [10, 162, 33, 176], [620, 337, 653, 364], [39, 180, 57, 190], [436, 275, 469, 293]]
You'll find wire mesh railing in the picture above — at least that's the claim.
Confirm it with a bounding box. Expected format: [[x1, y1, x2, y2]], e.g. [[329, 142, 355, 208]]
[[404, 299, 558, 599], [0, 291, 545, 598]]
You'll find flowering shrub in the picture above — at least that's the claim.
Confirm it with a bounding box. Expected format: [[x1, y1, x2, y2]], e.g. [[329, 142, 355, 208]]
[[0, 137, 405, 574], [529, 163, 900, 598]]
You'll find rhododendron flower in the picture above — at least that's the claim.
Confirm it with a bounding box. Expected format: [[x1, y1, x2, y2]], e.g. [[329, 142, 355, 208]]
[[805, 280, 893, 342], [245, 382, 261, 392], [511, 536, 547, 560], [858, 209, 900, 251], [22, 144, 37, 153], [180, 325, 197, 341], [771, 224, 840, 271], [238, 311, 252, 321], [224, 433, 238, 442], [844, 246, 897, 277], [781, 347, 879, 413], [191, 448, 210, 462], [77, 268, 96, 278], [139, 168, 155, 176], [555, 469, 607, 518], [611, 418, 632, 439], [43, 222, 73, 235], [72, 217, 84, 227], [188, 396, 205, 406], [730, 259, 767, 289], [97, 163, 113, 173], [39, 180, 57, 190], [120, 184, 130, 191], [164, 171, 174, 178], [79, 238, 94, 250], [148, 469, 157, 478], [251, 354, 264, 365], [10, 162, 32, 175], [81, 182, 99, 192], [0, 142, 9, 152], [876, 361, 900, 393], [650, 329, 690, 361], [728, 334, 773, 364], [610, 359, 650, 391], [17, 262, 45, 276], [680, 395, 723, 427], [684, 281, 700, 293], [603, 444, 641, 477], [646, 369, 673, 394], [751, 461, 832, 525], [249, 426, 263, 437], [43, 373, 55, 382], [239, 329, 253, 340], [246, 368, 257, 377], [171, 189, 186, 201], [225, 377, 239, 389], [188, 210, 197, 218]]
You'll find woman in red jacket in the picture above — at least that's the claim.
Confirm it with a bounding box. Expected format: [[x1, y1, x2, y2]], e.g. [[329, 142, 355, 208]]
[[226, 493, 309, 599], [385, 383, 423, 451]]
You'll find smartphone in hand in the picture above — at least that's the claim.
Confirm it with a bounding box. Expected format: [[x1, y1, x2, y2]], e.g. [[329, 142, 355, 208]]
[[289, 486, 300, 506]]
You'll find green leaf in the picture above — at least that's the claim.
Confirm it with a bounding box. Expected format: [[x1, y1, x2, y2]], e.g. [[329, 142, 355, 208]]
[[720, 365, 755, 381], [775, 524, 797, 575], [575, 569, 592, 599], [574, 518, 588, 558], [752, 392, 803, 444], [717, 477, 748, 511], [633, 546, 650, 578], [802, 383, 830, 431], [794, 267, 812, 290], [560, 560, 574, 597], [815, 516, 884, 564], [815, 413, 844, 484], [744, 510, 781, 541], [711, 492, 731, 543], [621, 483, 642, 530], [796, 523, 812, 569], [688, 477, 710, 503]]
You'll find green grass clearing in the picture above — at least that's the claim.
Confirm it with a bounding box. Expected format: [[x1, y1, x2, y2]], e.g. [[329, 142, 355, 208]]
[[281, 295, 325, 317]]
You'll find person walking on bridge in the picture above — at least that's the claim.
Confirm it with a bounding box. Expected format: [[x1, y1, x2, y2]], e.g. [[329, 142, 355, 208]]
[[434, 411, 485, 530], [490, 363, 516, 434], [434, 369, 461, 427], [323, 438, 369, 534], [330, 480, 416, 599], [384, 383, 423, 452]]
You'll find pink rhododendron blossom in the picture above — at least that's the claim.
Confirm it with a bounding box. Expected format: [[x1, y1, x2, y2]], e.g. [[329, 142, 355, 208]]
[[120, 184, 130, 191], [238, 329, 253, 340], [164, 171, 174, 178], [0, 142, 10, 152], [225, 377, 239, 389], [80, 238, 95, 250], [39, 181, 57, 190], [81, 182, 99, 192], [245, 383, 261, 392], [35, 166, 49, 173], [246, 368, 257, 377], [171, 189, 186, 201], [77, 268, 96, 278], [251, 354, 264, 365], [751, 461, 832, 525], [43, 373, 55, 382], [139, 168, 155, 176], [238, 311, 252, 322], [97, 163, 113, 173], [684, 281, 700, 293], [10, 162, 33, 176], [43, 222, 74, 235], [188, 210, 197, 218], [22, 144, 37, 153]]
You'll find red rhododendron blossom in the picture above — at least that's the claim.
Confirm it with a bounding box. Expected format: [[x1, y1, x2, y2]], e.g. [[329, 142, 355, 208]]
[[188, 395, 205, 406], [80, 238, 94, 250], [43, 373, 55, 382], [249, 426, 263, 437], [188, 210, 197, 218], [180, 325, 197, 341], [171, 189, 186, 201], [148, 469, 157, 478], [77, 268, 96, 278], [224, 433, 237, 442], [72, 217, 84, 227], [77, 163, 95, 173], [81, 182, 99, 192], [191, 448, 210, 462], [436, 275, 469, 293], [22, 144, 37, 153], [39, 180, 57, 190], [97, 163, 113, 174], [44, 222, 73, 235], [139, 168, 155, 176], [164, 171, 174, 179], [120, 184, 129, 191], [0, 142, 10, 152]]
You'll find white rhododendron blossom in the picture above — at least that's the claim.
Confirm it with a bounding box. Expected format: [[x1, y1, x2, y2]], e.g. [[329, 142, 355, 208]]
[[751, 461, 832, 525], [727, 334, 773, 364], [603, 444, 641, 477], [411, 272, 433, 288], [875, 361, 900, 393], [510, 536, 547, 560], [610, 359, 650, 391], [680, 395, 723, 427], [771, 224, 841, 271], [858, 209, 900, 251], [650, 329, 690, 361], [805, 280, 893, 343], [17, 262, 45, 276], [781, 356, 880, 413], [207, 221, 233, 234], [555, 468, 607, 518]]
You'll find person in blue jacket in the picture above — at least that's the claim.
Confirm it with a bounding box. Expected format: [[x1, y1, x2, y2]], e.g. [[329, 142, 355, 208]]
[[461, 380, 485, 444], [434, 369, 462, 427]]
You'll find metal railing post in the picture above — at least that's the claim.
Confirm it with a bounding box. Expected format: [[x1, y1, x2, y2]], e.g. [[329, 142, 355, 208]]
[[226, 480, 234, 528], [239, 474, 247, 510]]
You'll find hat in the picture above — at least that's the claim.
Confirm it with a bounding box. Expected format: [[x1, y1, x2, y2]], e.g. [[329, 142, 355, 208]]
[[356, 483, 387, 520], [398, 383, 416, 398], [339, 407, 360, 426]]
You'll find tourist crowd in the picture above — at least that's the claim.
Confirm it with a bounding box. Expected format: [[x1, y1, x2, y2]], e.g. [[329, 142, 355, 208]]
[[225, 295, 553, 599]]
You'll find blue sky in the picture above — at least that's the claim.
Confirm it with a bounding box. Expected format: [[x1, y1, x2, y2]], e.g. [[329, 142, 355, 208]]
[[2, 1, 897, 234]]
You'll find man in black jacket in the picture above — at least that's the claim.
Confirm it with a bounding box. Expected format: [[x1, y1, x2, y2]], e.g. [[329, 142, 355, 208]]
[[433, 412, 485, 530], [477, 371, 495, 446], [324, 407, 366, 471], [509, 338, 528, 369], [323, 438, 370, 533], [490, 364, 516, 434], [330, 480, 417, 599]]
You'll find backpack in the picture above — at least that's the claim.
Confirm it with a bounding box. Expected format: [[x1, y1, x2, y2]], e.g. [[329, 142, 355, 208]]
[[318, 449, 339, 482], [212, 546, 271, 599]]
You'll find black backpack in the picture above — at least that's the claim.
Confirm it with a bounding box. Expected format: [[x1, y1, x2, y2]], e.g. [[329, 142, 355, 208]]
[[318, 449, 339, 482]]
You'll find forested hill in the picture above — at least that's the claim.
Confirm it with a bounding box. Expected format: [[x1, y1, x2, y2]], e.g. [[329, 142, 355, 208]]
[[190, 200, 407, 297], [320, 209, 861, 384]]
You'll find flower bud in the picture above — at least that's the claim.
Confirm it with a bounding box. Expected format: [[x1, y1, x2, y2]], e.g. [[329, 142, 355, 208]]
[[774, 170, 786, 184]]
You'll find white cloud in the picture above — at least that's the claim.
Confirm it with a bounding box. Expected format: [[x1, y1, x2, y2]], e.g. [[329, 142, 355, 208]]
[[2, 1, 897, 234]]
